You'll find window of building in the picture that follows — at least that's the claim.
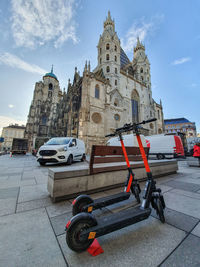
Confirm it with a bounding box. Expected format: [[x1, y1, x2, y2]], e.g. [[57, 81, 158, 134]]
[[106, 43, 110, 50], [100, 48, 102, 54], [114, 114, 120, 121], [106, 54, 109, 60], [106, 66, 110, 73], [100, 58, 102, 64], [49, 83, 53, 90], [115, 68, 117, 74], [141, 76, 144, 81], [140, 68, 143, 73], [114, 98, 119, 106], [95, 85, 100, 99], [115, 80, 117, 86], [42, 116, 47, 125], [150, 111, 152, 117], [48, 91, 52, 98], [115, 55, 117, 62], [115, 45, 117, 51]]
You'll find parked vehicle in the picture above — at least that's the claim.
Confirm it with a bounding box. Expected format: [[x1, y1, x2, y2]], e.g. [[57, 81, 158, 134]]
[[11, 138, 28, 154], [146, 134, 184, 159], [37, 137, 85, 166], [106, 133, 147, 148]]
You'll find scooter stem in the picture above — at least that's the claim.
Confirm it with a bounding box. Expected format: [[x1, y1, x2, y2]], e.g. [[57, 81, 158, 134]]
[[136, 134, 151, 174], [119, 134, 133, 192]]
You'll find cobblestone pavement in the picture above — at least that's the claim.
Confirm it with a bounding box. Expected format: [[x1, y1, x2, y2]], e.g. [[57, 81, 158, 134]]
[[0, 154, 200, 267]]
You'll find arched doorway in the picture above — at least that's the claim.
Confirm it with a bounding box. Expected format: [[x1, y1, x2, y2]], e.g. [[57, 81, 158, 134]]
[[131, 89, 140, 123]]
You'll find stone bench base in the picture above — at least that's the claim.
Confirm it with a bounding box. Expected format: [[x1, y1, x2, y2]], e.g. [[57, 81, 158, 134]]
[[187, 157, 200, 167], [47, 160, 178, 202]]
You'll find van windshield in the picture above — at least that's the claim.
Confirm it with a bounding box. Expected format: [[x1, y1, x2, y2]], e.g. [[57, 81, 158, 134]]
[[46, 138, 71, 145]]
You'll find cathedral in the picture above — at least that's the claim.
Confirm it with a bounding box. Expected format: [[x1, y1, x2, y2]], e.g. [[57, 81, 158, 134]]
[[25, 12, 164, 153]]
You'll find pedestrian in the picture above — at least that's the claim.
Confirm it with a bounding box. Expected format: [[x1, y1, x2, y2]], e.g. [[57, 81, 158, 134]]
[[193, 143, 200, 158]]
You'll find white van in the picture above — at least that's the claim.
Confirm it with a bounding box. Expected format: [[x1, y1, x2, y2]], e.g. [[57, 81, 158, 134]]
[[107, 134, 147, 148], [37, 137, 85, 166], [146, 134, 184, 159]]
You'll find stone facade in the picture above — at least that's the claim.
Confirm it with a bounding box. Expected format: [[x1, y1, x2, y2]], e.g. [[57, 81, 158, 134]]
[[25, 12, 164, 153]]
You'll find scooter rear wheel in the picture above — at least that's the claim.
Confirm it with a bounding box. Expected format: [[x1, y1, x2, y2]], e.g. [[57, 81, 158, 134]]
[[155, 198, 165, 223], [133, 186, 140, 203], [66, 213, 97, 252], [72, 195, 94, 216]]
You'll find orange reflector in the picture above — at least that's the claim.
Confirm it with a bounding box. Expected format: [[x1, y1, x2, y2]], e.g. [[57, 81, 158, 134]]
[[88, 206, 93, 212], [72, 199, 76, 205], [88, 232, 96, 239]]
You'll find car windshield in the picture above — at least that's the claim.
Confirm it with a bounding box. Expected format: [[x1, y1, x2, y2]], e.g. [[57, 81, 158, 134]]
[[46, 138, 71, 145]]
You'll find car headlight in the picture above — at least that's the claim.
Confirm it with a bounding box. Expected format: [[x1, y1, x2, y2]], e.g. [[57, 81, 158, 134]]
[[58, 146, 67, 152]]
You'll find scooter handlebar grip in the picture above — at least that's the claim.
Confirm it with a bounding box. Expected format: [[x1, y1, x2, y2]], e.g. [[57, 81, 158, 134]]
[[105, 133, 116, 137], [143, 118, 157, 124]]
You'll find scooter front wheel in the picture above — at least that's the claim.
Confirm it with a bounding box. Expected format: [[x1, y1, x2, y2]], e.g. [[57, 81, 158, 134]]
[[155, 198, 165, 223], [66, 213, 97, 252], [72, 195, 94, 216]]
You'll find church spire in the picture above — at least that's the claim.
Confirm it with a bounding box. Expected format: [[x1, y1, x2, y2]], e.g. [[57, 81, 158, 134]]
[[51, 64, 54, 73], [134, 36, 145, 53], [104, 10, 115, 31]]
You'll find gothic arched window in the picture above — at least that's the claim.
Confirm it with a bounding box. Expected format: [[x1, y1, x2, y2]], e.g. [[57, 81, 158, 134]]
[[115, 80, 117, 86], [115, 55, 117, 62], [49, 83, 53, 90], [106, 43, 110, 50], [106, 66, 110, 73], [100, 58, 102, 64], [95, 85, 100, 99], [140, 68, 143, 73], [131, 89, 140, 123], [106, 54, 109, 60], [100, 48, 102, 54], [115, 45, 117, 51], [42, 115, 47, 125], [115, 68, 117, 74]]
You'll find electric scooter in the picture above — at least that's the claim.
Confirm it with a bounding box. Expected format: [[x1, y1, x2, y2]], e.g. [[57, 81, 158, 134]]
[[66, 119, 166, 252], [71, 119, 153, 216]]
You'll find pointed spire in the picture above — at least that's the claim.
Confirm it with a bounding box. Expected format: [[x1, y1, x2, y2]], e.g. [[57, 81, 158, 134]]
[[75, 66, 77, 73], [84, 60, 88, 73], [51, 64, 53, 73], [104, 10, 115, 31], [88, 61, 90, 72]]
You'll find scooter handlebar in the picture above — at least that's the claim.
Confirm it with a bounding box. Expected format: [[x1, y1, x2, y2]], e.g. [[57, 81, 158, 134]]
[[141, 118, 157, 124]]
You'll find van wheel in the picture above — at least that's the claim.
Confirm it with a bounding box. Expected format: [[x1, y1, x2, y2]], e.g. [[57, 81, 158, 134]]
[[39, 162, 46, 166], [157, 153, 165, 160], [67, 155, 73, 165], [81, 154, 86, 162]]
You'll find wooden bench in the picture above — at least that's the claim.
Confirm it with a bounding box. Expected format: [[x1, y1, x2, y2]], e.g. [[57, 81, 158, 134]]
[[89, 145, 149, 175]]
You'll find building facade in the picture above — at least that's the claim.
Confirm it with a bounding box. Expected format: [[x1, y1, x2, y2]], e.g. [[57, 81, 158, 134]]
[[1, 124, 25, 151], [164, 118, 196, 137], [25, 12, 164, 153]]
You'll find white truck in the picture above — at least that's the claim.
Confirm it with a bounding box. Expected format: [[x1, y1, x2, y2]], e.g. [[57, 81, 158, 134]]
[[145, 134, 184, 159], [37, 137, 85, 166]]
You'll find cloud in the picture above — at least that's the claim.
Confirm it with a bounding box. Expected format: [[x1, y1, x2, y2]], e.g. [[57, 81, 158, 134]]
[[0, 52, 47, 75], [191, 83, 197, 87], [8, 104, 14, 108], [171, 57, 191, 65], [11, 0, 78, 49], [0, 115, 26, 136], [121, 15, 164, 53]]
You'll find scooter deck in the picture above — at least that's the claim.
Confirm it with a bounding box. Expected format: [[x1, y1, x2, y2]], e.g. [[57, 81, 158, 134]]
[[80, 207, 151, 239], [92, 192, 131, 210]]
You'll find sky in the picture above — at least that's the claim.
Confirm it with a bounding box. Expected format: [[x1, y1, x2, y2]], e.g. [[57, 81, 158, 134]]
[[0, 0, 200, 134]]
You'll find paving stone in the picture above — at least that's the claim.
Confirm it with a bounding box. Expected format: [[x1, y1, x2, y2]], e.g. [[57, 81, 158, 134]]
[[191, 222, 200, 238], [46, 200, 72, 218], [18, 184, 49, 203], [0, 187, 19, 199], [17, 198, 52, 213], [0, 179, 36, 189], [161, 234, 200, 267], [58, 216, 186, 267], [0, 198, 17, 216], [170, 188, 200, 200], [164, 191, 200, 219], [151, 207, 199, 232], [0, 208, 66, 266], [164, 180, 200, 192]]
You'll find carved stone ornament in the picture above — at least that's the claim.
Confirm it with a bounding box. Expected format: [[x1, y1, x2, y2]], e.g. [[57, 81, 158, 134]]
[[92, 112, 102, 124]]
